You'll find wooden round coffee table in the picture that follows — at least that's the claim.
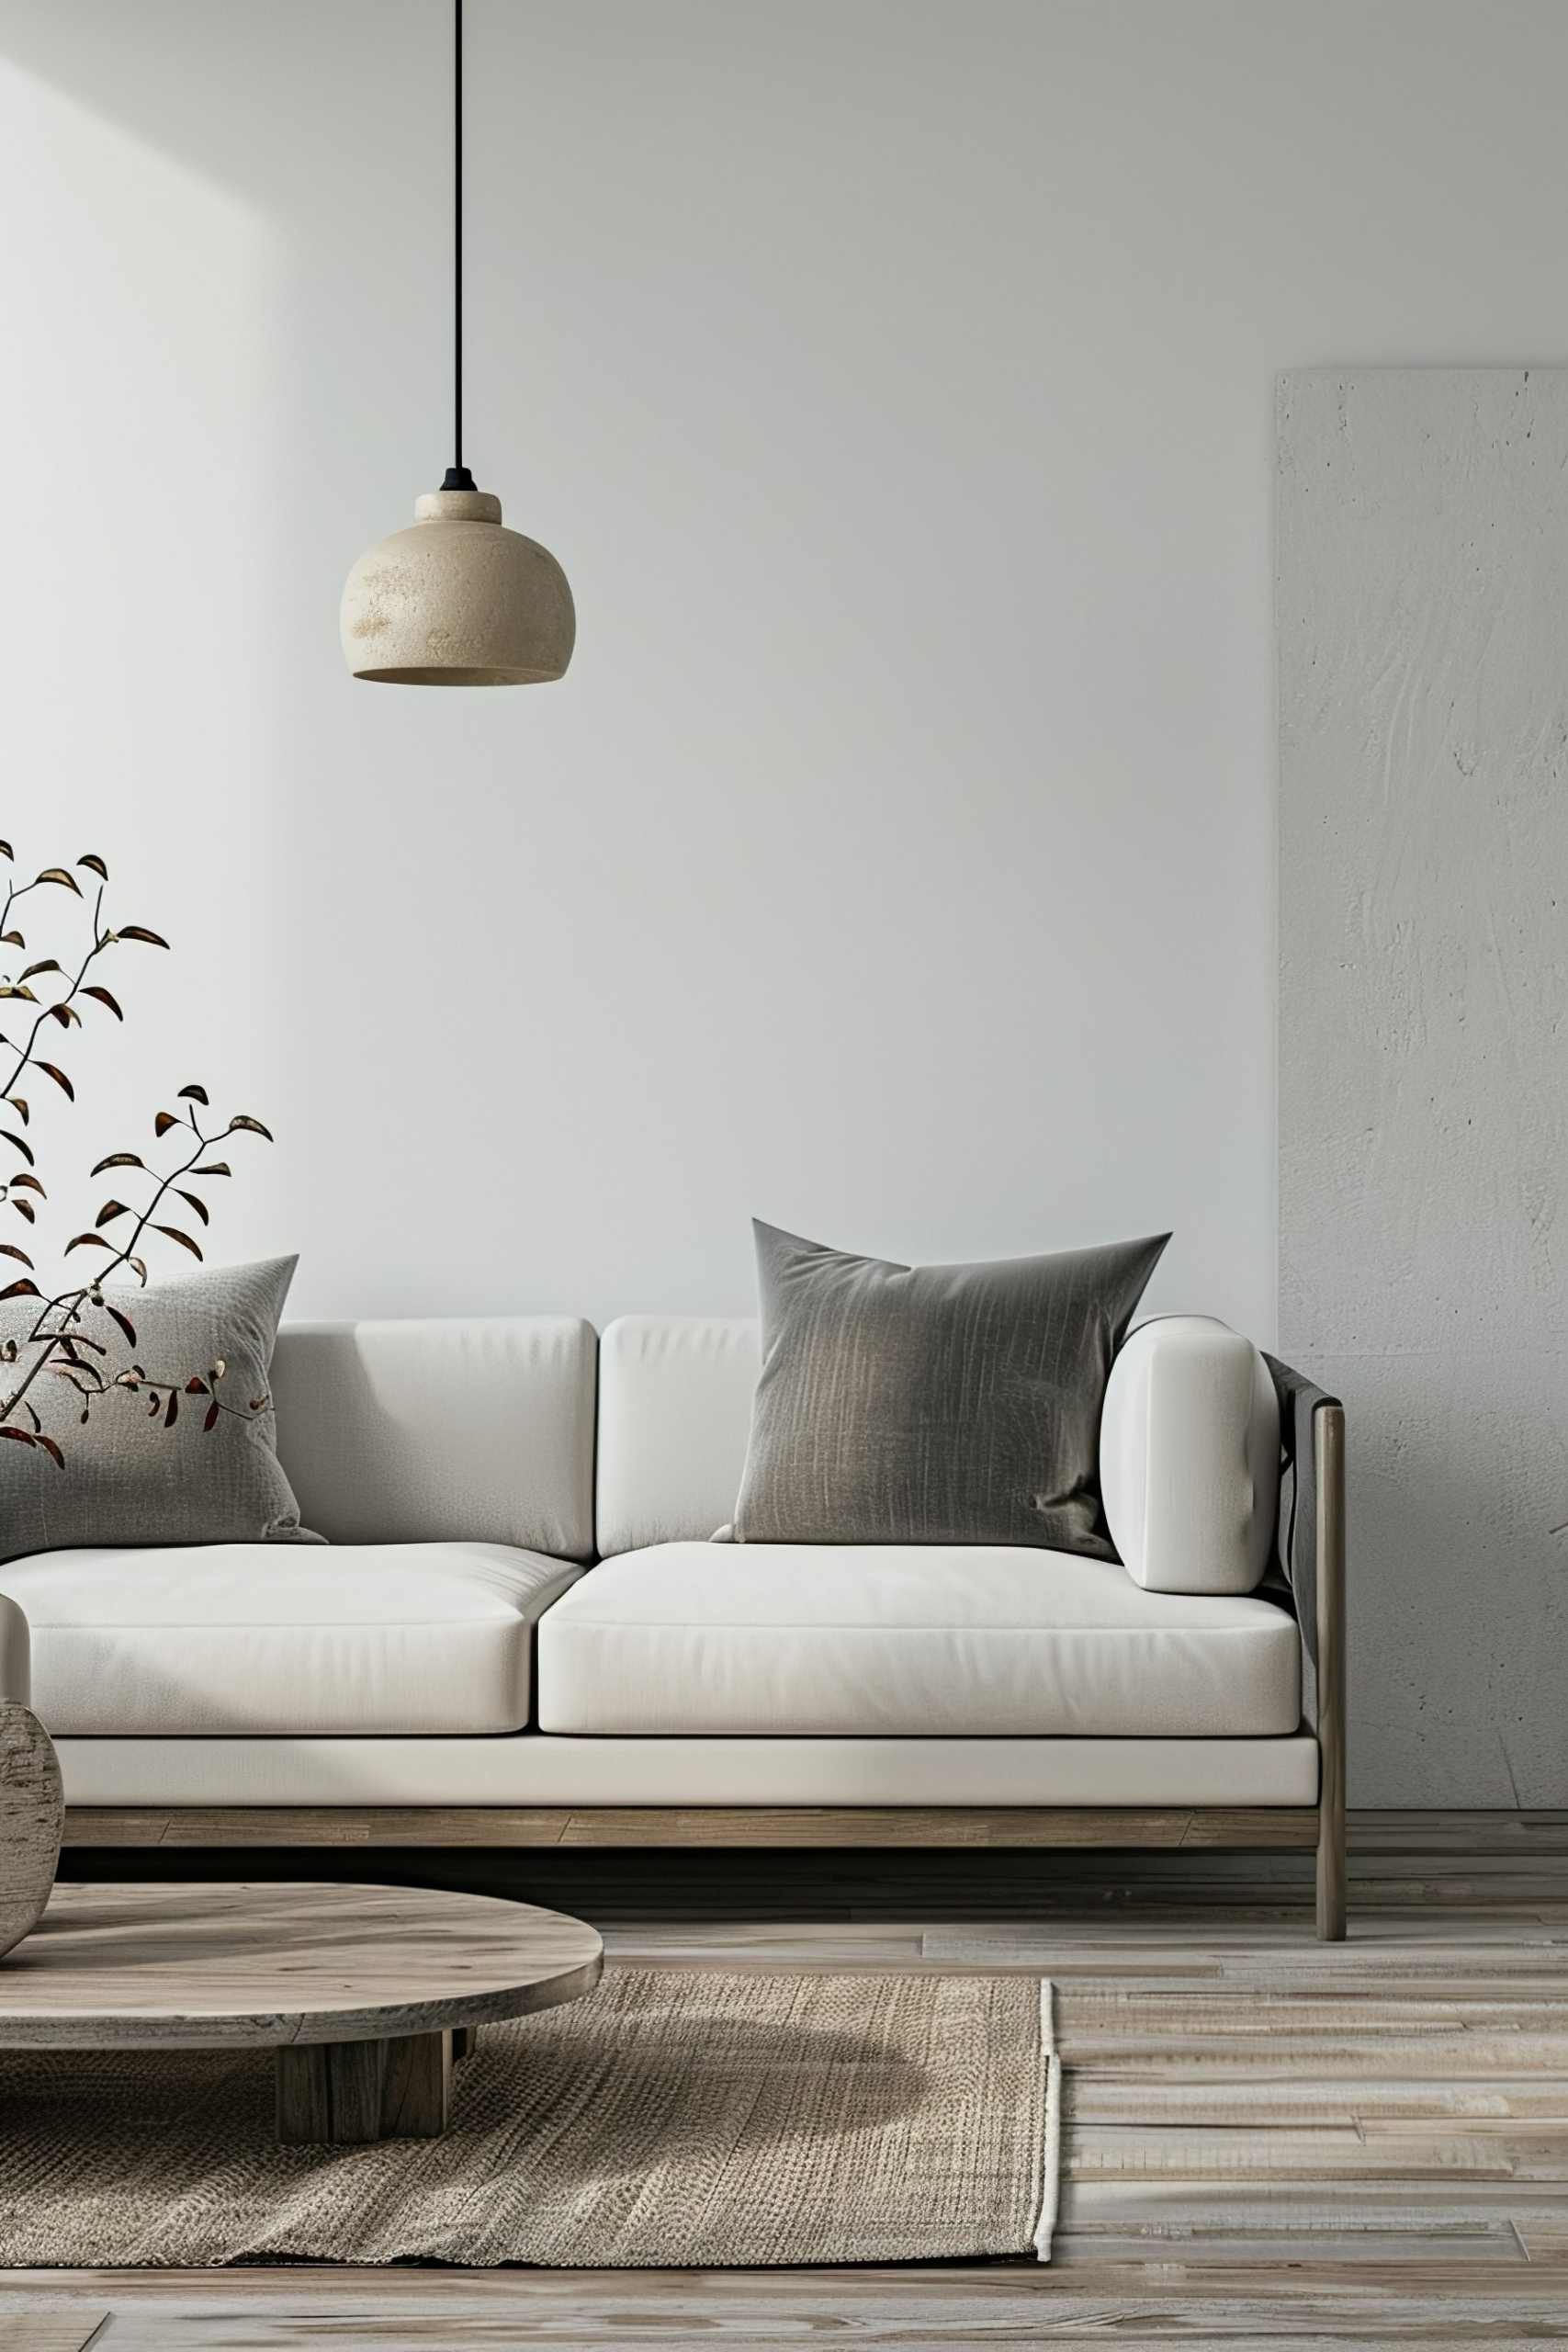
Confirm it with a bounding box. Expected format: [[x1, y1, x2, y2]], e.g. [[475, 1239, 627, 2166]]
[[0, 1882, 603, 2145]]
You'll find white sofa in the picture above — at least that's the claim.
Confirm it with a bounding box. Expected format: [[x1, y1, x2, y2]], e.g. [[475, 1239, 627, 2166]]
[[0, 1309, 1347, 1936]]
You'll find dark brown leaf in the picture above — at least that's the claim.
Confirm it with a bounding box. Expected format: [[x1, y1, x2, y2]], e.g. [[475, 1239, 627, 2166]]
[[203, 1400, 220, 1432], [153, 1111, 179, 1137], [0, 1279, 40, 1299], [9, 1200, 34, 1224], [0, 1244, 33, 1269], [185, 1376, 209, 1395], [39, 1063, 73, 1100], [95, 1201, 130, 1227], [147, 1392, 161, 1416], [91, 1153, 145, 1176], [116, 925, 170, 948], [2, 1130, 33, 1167], [83, 986, 123, 1021], [0, 842, 10, 862], [106, 1306, 137, 1348], [228, 1115, 274, 1140], [175, 1190, 210, 1225], [164, 1389, 178, 1428], [153, 1225, 203, 1261], [77, 854, 108, 880], [0, 932, 21, 946], [193, 1161, 231, 1178], [0, 1427, 36, 1446], [9, 1174, 43, 1195], [35, 1434, 64, 1469], [249, 1396, 269, 1412], [128, 1255, 147, 1283], [17, 961, 62, 983], [48, 1003, 80, 1029], [64, 1234, 112, 1255], [7, 1098, 28, 1125], [36, 868, 82, 895], [177, 1084, 209, 1105]]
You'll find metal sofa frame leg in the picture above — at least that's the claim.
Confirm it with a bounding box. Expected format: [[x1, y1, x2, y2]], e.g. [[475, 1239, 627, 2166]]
[[1314, 1400, 1347, 1940]]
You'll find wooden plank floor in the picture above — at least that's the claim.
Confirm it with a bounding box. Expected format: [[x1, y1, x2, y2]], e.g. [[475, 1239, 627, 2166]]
[[6, 1812, 1568, 2346]]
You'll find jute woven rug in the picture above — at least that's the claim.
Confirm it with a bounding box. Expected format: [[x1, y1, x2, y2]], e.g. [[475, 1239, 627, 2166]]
[[0, 1968, 1059, 2268]]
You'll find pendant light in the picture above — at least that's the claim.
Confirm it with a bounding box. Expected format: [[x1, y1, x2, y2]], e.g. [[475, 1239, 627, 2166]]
[[340, 0, 575, 685]]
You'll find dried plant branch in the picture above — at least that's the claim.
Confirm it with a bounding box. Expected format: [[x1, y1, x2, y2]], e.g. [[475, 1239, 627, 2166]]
[[0, 846, 271, 1465]]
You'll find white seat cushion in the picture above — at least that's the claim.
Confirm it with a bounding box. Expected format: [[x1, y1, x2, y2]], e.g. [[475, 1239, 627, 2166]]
[[536, 1544, 1302, 1737], [0, 1544, 582, 1736]]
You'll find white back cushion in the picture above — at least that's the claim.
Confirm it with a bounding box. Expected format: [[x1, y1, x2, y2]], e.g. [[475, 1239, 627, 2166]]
[[271, 1317, 597, 1558], [596, 1317, 760, 1555], [1100, 1316, 1279, 1593]]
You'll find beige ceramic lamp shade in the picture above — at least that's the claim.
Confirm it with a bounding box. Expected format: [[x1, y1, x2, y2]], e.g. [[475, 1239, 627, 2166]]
[[341, 487, 575, 685], [341, 0, 573, 688]]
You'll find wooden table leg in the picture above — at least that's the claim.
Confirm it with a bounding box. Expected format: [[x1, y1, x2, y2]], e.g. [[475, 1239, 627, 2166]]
[[276, 2029, 453, 2143], [451, 2024, 476, 2062], [276, 2039, 387, 2144], [379, 2028, 452, 2138]]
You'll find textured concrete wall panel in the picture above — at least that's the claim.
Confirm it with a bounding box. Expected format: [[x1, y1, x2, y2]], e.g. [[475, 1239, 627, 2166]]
[[1279, 368, 1568, 1804]]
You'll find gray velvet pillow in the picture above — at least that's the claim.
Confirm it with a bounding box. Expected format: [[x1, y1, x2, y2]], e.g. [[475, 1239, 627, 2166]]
[[0, 1256, 321, 1563], [730, 1221, 1168, 1554]]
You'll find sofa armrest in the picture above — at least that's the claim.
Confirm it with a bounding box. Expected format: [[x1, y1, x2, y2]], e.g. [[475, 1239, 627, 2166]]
[[1262, 1358, 1345, 1690], [1265, 1357, 1347, 1939], [1100, 1317, 1280, 1592]]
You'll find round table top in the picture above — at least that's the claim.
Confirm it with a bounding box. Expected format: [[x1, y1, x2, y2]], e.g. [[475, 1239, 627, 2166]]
[[0, 1883, 604, 2049]]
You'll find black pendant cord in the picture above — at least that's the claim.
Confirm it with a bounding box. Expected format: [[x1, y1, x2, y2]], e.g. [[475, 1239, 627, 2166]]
[[444, 0, 477, 493], [454, 0, 463, 471]]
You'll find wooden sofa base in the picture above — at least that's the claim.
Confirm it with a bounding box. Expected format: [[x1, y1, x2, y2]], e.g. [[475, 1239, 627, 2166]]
[[64, 1801, 1320, 1851], [62, 1803, 1342, 1936]]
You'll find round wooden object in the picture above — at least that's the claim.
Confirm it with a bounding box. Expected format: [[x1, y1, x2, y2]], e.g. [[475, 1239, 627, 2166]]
[[0, 1883, 603, 2048], [0, 1702, 63, 1962]]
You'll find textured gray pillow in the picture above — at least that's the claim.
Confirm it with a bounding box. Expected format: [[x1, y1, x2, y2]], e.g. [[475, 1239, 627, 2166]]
[[0, 1256, 321, 1563], [731, 1222, 1168, 1554]]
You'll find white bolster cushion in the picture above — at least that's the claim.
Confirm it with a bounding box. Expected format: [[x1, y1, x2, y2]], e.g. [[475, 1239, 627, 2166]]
[[0, 1592, 29, 1707], [1100, 1317, 1279, 1594]]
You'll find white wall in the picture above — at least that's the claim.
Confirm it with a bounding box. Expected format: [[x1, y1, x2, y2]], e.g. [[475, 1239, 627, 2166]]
[[3, 0, 1568, 1337]]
